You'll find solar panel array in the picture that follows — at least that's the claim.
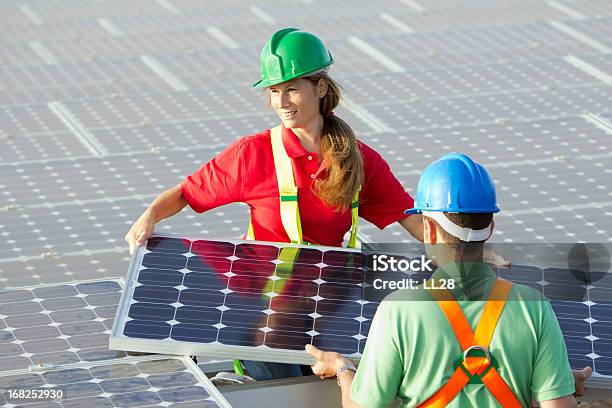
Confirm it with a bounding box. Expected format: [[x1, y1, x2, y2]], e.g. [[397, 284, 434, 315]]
[[111, 236, 612, 384], [1, 0, 612, 402], [0, 355, 230, 408]]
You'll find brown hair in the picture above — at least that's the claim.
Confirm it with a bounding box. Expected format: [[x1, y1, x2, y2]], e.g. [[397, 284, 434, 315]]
[[425, 213, 493, 244], [267, 72, 364, 211]]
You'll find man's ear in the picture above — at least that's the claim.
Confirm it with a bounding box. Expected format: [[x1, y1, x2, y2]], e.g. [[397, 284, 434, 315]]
[[487, 219, 495, 240], [424, 218, 437, 243], [317, 78, 328, 98]]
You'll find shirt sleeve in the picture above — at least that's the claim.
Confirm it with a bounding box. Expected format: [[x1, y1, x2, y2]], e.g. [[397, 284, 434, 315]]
[[350, 301, 403, 407], [358, 142, 414, 229], [531, 301, 576, 402], [181, 140, 244, 213]]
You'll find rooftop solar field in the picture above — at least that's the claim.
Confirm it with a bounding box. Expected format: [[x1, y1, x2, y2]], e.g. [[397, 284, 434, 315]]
[[1, 0, 612, 405]]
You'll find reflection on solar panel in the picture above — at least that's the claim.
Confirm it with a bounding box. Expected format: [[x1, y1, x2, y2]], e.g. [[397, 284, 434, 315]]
[[0, 356, 231, 408], [111, 235, 612, 383]]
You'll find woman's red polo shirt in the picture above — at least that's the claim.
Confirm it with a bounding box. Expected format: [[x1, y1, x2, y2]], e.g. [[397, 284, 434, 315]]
[[181, 126, 413, 247]]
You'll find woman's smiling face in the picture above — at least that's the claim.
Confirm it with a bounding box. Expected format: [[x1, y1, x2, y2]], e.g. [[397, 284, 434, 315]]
[[269, 77, 325, 129]]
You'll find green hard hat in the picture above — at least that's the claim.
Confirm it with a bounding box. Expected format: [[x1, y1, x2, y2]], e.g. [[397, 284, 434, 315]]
[[252, 28, 333, 88]]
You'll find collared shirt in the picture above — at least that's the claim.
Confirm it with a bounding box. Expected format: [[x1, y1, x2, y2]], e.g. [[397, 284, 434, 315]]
[[350, 262, 575, 407], [181, 126, 413, 247]]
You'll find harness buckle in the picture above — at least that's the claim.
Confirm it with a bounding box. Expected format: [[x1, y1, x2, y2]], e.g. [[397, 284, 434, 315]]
[[454, 345, 496, 383]]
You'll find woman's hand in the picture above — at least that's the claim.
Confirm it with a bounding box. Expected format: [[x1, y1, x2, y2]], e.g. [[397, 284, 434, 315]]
[[306, 344, 350, 379], [124, 184, 189, 255], [483, 248, 510, 268], [125, 212, 155, 255], [573, 366, 592, 396]]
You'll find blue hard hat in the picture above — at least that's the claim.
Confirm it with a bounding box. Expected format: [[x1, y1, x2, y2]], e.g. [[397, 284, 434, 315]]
[[405, 153, 499, 214]]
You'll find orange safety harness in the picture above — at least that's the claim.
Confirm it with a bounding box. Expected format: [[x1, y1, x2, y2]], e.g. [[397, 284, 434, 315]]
[[419, 279, 523, 408]]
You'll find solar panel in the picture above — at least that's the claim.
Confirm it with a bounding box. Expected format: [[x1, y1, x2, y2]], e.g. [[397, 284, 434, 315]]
[[2, 0, 612, 400], [111, 235, 612, 386], [0, 279, 132, 371], [111, 235, 370, 364], [0, 355, 231, 408]]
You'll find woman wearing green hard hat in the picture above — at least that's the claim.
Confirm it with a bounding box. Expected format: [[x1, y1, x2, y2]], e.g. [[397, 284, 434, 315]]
[[125, 28, 424, 380]]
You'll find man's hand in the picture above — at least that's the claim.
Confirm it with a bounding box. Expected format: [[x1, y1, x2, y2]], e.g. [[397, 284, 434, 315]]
[[306, 344, 350, 379], [573, 366, 592, 396], [125, 212, 155, 255]]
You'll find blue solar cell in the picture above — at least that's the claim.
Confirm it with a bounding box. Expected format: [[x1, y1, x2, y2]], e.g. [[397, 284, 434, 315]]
[[147, 371, 196, 387], [323, 250, 365, 267], [171, 323, 219, 343], [318, 283, 362, 300], [133, 286, 179, 304], [594, 339, 612, 359], [128, 302, 175, 322], [221, 308, 264, 328], [280, 263, 320, 280], [551, 301, 590, 320], [179, 288, 225, 308], [147, 237, 189, 254], [174, 306, 222, 325], [264, 330, 313, 350], [216, 327, 262, 346], [564, 336, 594, 356], [32, 285, 78, 299], [597, 357, 612, 376], [315, 316, 361, 335], [137, 268, 184, 287], [544, 284, 587, 302], [590, 288, 612, 303], [76, 281, 122, 294], [235, 243, 279, 261], [59, 378, 103, 397], [142, 253, 187, 269], [312, 333, 359, 354], [43, 368, 92, 384], [100, 377, 149, 393], [187, 257, 232, 273], [317, 298, 361, 318], [321, 266, 364, 284], [567, 355, 594, 371], [192, 239, 235, 258], [225, 292, 269, 311], [498, 265, 542, 283], [556, 318, 591, 336], [123, 320, 170, 339], [592, 320, 612, 340], [270, 295, 315, 314], [591, 303, 612, 322], [157, 386, 211, 403], [183, 271, 228, 290], [109, 391, 162, 407]]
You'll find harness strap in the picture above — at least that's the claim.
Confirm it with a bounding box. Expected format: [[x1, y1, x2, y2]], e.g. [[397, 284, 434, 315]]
[[419, 279, 522, 408], [245, 126, 360, 248], [271, 126, 302, 244]]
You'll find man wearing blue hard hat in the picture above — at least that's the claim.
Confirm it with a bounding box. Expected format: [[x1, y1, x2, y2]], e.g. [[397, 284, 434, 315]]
[[307, 153, 590, 407]]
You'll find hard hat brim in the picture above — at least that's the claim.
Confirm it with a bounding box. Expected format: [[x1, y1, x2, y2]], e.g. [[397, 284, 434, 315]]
[[251, 61, 333, 89], [405, 207, 500, 215]]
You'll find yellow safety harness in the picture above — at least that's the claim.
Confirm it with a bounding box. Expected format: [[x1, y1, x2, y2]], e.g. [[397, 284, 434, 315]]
[[246, 126, 360, 248]]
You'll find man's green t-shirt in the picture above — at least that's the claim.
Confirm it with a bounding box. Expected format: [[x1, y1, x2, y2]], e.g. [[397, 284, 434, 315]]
[[350, 263, 575, 407]]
